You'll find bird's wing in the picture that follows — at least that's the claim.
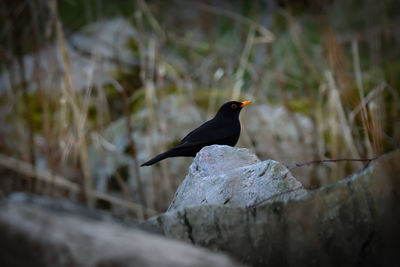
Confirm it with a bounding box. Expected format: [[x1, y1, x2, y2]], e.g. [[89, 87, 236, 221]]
[[179, 119, 213, 143], [178, 119, 237, 147]]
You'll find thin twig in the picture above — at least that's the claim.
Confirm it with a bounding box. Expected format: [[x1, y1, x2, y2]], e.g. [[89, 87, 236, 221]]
[[289, 157, 378, 171]]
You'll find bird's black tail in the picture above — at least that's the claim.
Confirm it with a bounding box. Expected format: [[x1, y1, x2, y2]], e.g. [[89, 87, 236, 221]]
[[140, 147, 182, 166]]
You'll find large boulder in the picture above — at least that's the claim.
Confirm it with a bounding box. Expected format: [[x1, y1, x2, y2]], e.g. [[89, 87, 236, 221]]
[[0, 195, 245, 267], [148, 150, 400, 267], [168, 145, 308, 211]]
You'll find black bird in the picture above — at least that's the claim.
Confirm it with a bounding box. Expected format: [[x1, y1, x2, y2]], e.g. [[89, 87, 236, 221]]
[[141, 100, 252, 166]]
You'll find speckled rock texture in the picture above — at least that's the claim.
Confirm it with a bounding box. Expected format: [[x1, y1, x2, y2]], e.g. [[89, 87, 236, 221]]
[[168, 145, 307, 211]]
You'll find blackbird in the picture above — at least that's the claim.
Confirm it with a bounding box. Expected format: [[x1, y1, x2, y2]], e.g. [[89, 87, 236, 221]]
[[141, 100, 252, 166]]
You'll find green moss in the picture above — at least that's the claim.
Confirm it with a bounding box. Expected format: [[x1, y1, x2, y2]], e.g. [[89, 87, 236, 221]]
[[114, 67, 142, 92], [289, 98, 312, 116], [130, 92, 146, 114], [87, 104, 97, 122], [24, 93, 45, 133], [104, 65, 144, 120], [126, 38, 140, 59]]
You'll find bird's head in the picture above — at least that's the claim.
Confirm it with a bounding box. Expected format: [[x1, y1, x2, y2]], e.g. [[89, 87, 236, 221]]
[[215, 100, 252, 118]]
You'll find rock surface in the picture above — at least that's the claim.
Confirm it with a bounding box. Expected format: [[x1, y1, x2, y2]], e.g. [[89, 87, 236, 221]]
[[0, 196, 245, 267], [148, 150, 400, 267], [168, 145, 308, 211]]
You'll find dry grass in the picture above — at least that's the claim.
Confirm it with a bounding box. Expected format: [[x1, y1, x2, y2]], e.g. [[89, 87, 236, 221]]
[[0, 0, 399, 219]]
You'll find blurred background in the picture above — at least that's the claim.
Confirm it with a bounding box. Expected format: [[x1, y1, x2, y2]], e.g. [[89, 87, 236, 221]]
[[0, 0, 399, 219]]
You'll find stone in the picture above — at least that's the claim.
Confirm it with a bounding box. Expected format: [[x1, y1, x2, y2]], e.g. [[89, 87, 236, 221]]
[[168, 145, 308, 211], [148, 151, 400, 267], [0, 195, 245, 267]]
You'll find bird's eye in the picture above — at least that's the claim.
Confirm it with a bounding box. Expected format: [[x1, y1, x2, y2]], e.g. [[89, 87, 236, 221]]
[[231, 104, 237, 109]]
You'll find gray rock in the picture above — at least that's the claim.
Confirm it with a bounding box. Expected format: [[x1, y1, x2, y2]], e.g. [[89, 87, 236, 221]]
[[148, 151, 400, 267], [168, 145, 308, 211], [0, 18, 137, 94], [0, 197, 245, 267]]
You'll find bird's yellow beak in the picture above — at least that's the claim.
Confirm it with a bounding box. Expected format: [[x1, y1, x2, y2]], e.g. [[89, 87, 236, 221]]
[[240, 100, 252, 108]]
